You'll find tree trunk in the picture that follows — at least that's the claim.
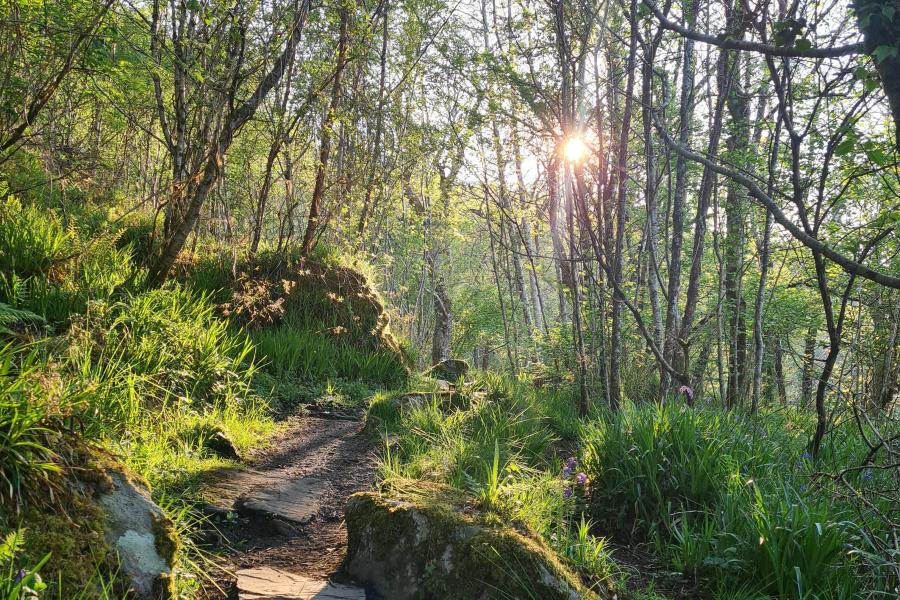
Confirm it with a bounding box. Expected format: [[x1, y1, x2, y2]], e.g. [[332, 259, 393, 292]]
[[431, 279, 452, 365], [800, 325, 817, 408], [662, 0, 698, 398], [608, 0, 638, 409], [356, 0, 390, 243], [300, 6, 349, 257]]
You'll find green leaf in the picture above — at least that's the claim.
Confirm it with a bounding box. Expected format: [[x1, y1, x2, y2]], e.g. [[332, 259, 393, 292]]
[[882, 5, 895, 21], [873, 45, 898, 63], [794, 38, 812, 52], [834, 138, 855, 156]]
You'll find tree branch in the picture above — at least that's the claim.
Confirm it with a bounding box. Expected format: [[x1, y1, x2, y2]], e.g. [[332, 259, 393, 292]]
[[642, 0, 864, 58], [654, 114, 900, 289]]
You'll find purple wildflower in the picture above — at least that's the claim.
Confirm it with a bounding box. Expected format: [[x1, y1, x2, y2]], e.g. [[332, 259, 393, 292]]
[[862, 469, 873, 481], [563, 487, 573, 499], [566, 457, 577, 469], [576, 472, 588, 486], [678, 385, 694, 403], [14, 569, 26, 584], [801, 452, 813, 461]]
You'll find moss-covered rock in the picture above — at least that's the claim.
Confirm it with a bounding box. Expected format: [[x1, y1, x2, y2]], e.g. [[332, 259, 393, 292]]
[[4, 446, 177, 599], [97, 466, 177, 599], [430, 358, 469, 382], [345, 484, 601, 600]]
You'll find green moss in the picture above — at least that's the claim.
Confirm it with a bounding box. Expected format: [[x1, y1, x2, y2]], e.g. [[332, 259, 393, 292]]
[[150, 512, 179, 568], [8, 490, 114, 597], [152, 570, 176, 599], [346, 483, 606, 599]]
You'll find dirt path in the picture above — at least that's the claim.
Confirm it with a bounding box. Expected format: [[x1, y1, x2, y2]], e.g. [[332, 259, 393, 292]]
[[203, 408, 378, 598]]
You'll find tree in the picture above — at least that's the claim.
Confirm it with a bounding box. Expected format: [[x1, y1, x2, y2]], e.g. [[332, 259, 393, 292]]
[[146, 0, 311, 285]]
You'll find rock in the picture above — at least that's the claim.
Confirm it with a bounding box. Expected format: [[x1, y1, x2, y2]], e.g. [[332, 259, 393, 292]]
[[205, 470, 330, 526], [430, 358, 469, 382], [389, 390, 468, 412], [389, 393, 428, 411], [98, 469, 177, 599], [236, 568, 364, 599], [235, 567, 365, 599], [204, 430, 241, 460], [237, 476, 329, 525], [180, 422, 241, 460], [345, 487, 602, 600], [434, 379, 452, 391]]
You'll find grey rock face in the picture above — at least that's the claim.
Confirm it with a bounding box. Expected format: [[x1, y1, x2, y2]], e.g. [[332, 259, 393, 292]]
[[98, 470, 175, 599]]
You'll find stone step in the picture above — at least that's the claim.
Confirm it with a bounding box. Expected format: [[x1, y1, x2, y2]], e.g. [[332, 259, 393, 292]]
[[236, 567, 365, 599], [207, 473, 330, 525]]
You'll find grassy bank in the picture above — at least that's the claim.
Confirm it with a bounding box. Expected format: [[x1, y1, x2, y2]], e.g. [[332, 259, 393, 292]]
[[0, 193, 406, 596], [368, 375, 899, 599]]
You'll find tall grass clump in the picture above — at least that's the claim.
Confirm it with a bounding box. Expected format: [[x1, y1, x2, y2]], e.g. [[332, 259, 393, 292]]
[[0, 197, 138, 323], [368, 372, 617, 590], [66, 286, 256, 424], [251, 315, 405, 388], [57, 285, 274, 494], [0, 343, 86, 511], [581, 401, 867, 598], [0, 197, 72, 279]]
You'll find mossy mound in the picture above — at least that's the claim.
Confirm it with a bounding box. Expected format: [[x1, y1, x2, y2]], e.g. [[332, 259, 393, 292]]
[[220, 256, 409, 388], [345, 482, 602, 600]]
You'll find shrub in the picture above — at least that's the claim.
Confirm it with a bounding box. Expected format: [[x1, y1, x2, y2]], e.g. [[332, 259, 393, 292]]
[[581, 402, 864, 598], [0, 197, 72, 280]]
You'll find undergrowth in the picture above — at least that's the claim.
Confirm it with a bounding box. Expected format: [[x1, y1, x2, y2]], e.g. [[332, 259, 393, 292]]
[[581, 402, 897, 598], [368, 371, 615, 593]]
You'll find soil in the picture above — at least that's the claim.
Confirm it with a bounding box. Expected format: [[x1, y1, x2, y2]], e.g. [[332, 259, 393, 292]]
[[202, 407, 378, 598]]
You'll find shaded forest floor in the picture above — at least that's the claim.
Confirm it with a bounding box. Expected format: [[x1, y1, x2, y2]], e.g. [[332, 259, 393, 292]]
[[201, 407, 378, 598]]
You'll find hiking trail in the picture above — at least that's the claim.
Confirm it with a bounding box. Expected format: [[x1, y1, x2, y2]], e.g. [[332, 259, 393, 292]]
[[204, 408, 378, 599]]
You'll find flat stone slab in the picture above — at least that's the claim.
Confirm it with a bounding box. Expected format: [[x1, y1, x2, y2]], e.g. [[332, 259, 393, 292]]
[[207, 471, 330, 524], [236, 567, 365, 599]]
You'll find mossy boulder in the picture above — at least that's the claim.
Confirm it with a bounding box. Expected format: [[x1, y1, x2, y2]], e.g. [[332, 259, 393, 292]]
[[345, 485, 600, 600], [98, 467, 177, 599], [218, 257, 410, 387], [430, 359, 469, 382], [4, 447, 177, 598]]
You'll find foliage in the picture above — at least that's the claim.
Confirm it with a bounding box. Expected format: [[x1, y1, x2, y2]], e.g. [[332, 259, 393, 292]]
[[369, 373, 617, 589], [0, 344, 80, 512], [0, 530, 49, 600], [581, 402, 887, 598], [0, 198, 72, 280]]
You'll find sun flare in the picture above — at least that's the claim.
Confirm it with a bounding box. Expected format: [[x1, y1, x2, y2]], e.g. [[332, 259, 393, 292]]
[[562, 135, 589, 163]]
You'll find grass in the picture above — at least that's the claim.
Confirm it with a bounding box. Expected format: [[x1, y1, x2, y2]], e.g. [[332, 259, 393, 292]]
[[251, 318, 405, 389], [580, 401, 895, 598], [370, 377, 899, 598], [368, 372, 617, 592], [0, 197, 414, 597], [0, 343, 77, 511]]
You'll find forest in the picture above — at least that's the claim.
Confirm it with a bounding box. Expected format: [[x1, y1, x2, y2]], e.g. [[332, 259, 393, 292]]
[[0, 0, 898, 598]]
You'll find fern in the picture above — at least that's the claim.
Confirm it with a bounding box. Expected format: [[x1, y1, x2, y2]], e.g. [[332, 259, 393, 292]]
[[0, 529, 25, 565], [0, 303, 43, 334]]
